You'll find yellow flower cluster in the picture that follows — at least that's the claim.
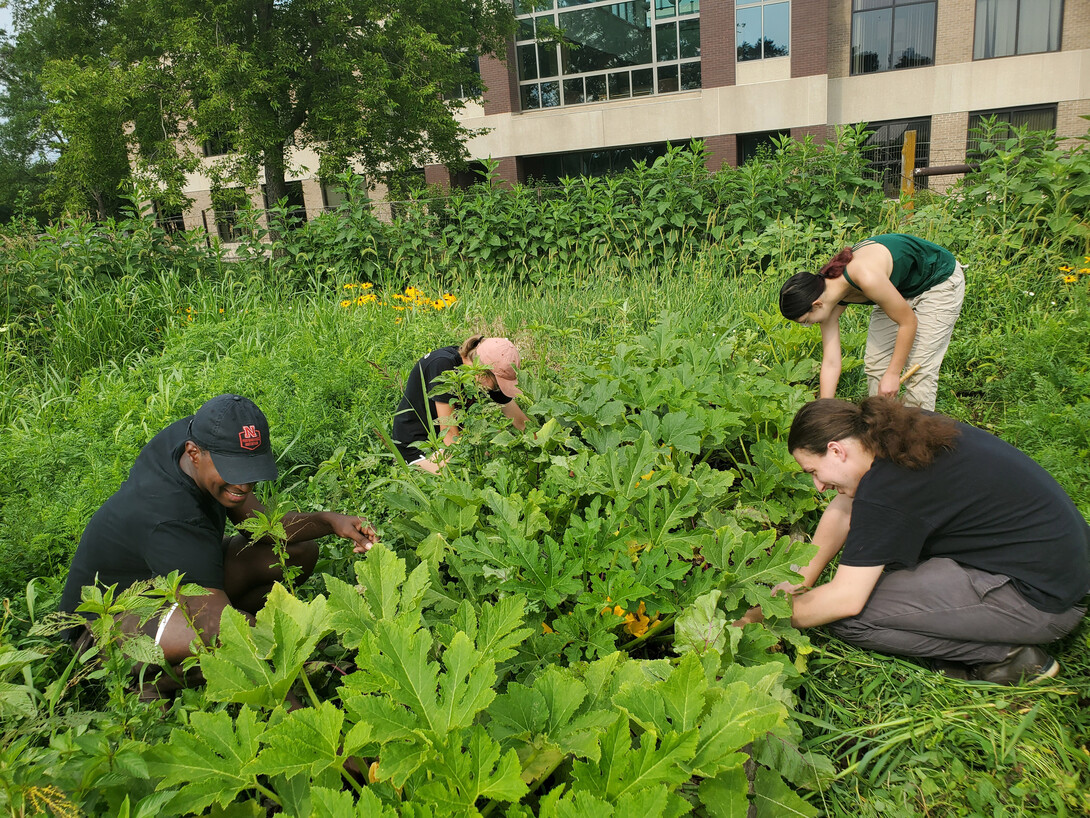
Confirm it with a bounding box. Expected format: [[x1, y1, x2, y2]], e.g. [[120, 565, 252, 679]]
[[599, 598, 662, 637], [338, 284, 458, 316], [1058, 258, 1090, 284]]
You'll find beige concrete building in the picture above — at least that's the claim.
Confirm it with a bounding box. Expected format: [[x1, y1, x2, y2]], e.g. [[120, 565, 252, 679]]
[[166, 0, 1090, 239]]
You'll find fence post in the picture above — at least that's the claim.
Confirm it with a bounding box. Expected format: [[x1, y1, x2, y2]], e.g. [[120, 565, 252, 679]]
[[900, 130, 917, 207]]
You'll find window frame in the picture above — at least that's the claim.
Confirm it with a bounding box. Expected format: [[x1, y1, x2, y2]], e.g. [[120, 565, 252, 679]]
[[735, 0, 791, 63], [859, 116, 932, 196], [972, 0, 1064, 61], [849, 0, 937, 77], [515, 0, 701, 111]]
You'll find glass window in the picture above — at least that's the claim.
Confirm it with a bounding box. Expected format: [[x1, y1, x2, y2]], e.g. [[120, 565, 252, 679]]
[[861, 117, 931, 195], [851, 0, 934, 75], [974, 0, 1062, 59], [737, 0, 789, 62], [517, 0, 699, 110], [521, 140, 690, 182], [967, 104, 1057, 155], [737, 130, 789, 164]]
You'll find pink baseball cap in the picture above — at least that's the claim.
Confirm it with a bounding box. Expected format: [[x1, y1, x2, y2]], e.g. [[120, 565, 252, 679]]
[[473, 337, 521, 398]]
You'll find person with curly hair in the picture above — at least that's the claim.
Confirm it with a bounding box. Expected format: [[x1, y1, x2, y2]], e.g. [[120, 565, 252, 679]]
[[739, 397, 1089, 685]]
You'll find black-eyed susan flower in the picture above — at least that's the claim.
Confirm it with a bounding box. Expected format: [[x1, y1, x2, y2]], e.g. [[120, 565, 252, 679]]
[[1063, 275, 1078, 284]]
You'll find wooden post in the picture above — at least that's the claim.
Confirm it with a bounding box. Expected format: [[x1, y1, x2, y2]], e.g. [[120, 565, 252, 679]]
[[900, 129, 917, 207]]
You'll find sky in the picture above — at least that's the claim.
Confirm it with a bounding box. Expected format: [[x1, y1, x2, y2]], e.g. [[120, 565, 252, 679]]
[[0, 5, 12, 36]]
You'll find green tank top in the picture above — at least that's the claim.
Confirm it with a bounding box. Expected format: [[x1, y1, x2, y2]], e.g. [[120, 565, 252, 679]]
[[842, 234, 956, 302]]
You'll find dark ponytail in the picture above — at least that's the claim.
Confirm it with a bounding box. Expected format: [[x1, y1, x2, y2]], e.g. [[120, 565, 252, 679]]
[[778, 247, 854, 321], [789, 397, 959, 470]]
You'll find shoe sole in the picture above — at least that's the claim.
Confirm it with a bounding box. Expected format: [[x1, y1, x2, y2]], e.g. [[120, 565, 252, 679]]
[[1027, 658, 1060, 684]]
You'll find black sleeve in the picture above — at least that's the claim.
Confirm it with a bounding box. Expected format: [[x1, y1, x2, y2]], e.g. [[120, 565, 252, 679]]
[[420, 355, 459, 405]]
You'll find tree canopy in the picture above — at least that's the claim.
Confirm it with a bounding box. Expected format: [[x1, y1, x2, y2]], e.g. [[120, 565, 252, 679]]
[[0, 0, 514, 221]]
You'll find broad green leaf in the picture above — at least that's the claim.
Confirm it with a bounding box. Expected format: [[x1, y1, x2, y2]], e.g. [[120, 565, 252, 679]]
[[753, 766, 818, 817], [148, 707, 265, 813], [673, 590, 729, 656], [697, 766, 750, 818], [688, 682, 787, 777], [201, 585, 331, 708], [251, 701, 349, 786], [311, 786, 399, 818], [416, 725, 529, 809], [571, 715, 696, 802]]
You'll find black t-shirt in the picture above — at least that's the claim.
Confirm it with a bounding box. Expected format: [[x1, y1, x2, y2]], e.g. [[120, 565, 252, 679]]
[[391, 345, 511, 462], [840, 422, 1090, 613], [59, 417, 228, 615]]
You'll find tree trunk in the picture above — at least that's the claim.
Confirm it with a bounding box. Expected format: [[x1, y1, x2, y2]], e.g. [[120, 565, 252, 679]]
[[263, 146, 288, 253]]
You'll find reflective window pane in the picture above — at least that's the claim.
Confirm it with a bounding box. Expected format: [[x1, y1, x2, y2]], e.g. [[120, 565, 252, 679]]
[[891, 3, 933, 68], [677, 0, 699, 12], [518, 44, 538, 80], [1017, 0, 1062, 54], [520, 84, 541, 110], [679, 18, 700, 57], [655, 0, 676, 19], [559, 3, 653, 73], [539, 42, 560, 77], [852, 7, 892, 73], [540, 80, 561, 107], [564, 77, 586, 104], [657, 23, 678, 61], [517, 18, 535, 40], [680, 60, 701, 89], [586, 74, 607, 101], [608, 71, 631, 98], [657, 64, 679, 92], [736, 6, 763, 62], [632, 67, 654, 95], [764, 2, 790, 57]]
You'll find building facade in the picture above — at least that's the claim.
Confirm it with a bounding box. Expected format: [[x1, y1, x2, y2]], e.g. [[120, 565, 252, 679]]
[[171, 0, 1090, 237]]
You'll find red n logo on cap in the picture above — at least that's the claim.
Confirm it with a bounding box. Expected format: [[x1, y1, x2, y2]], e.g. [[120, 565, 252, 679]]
[[239, 425, 262, 450]]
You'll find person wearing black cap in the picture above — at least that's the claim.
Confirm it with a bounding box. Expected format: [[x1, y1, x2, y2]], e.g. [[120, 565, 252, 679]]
[[59, 394, 377, 670]]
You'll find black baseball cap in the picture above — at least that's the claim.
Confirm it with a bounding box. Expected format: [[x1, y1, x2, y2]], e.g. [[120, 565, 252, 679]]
[[188, 394, 278, 485]]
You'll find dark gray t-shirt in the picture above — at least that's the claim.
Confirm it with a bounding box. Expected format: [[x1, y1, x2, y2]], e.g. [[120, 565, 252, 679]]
[[840, 422, 1090, 613], [59, 417, 227, 615]]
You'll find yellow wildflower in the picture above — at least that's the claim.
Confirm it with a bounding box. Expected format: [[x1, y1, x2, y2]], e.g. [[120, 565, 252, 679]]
[[219, 308, 224, 313], [1063, 275, 1078, 284], [343, 283, 357, 290], [1059, 265, 1072, 272], [341, 299, 352, 308], [433, 300, 445, 310], [361, 282, 374, 289], [443, 293, 457, 304], [623, 601, 660, 637], [1079, 268, 1090, 275], [357, 295, 367, 305]]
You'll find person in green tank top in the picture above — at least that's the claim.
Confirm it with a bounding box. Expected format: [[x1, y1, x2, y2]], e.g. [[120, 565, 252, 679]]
[[778, 234, 965, 410]]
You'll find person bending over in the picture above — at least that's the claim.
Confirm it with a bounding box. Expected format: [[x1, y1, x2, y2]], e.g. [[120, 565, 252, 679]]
[[741, 396, 1088, 684], [779, 234, 965, 410], [391, 335, 528, 474], [59, 394, 377, 675]]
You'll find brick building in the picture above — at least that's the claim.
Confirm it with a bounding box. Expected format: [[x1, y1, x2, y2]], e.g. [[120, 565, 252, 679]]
[[173, 0, 1090, 237]]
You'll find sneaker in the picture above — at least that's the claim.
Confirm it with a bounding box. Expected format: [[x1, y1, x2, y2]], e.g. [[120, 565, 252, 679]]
[[973, 646, 1059, 685]]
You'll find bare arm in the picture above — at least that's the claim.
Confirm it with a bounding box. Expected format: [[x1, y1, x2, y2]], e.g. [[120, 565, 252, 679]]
[[228, 494, 378, 553], [790, 564, 885, 628], [848, 259, 918, 398], [501, 400, 528, 431], [818, 304, 847, 399]]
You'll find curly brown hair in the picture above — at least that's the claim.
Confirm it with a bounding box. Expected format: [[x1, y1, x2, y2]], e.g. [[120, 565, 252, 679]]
[[788, 397, 960, 469]]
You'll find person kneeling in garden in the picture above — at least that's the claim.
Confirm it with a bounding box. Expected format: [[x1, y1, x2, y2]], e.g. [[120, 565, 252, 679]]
[[391, 335, 528, 473], [59, 394, 377, 684], [741, 396, 1089, 684]]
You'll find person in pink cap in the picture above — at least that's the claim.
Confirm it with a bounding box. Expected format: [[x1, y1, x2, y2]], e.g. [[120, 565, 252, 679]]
[[392, 335, 527, 473]]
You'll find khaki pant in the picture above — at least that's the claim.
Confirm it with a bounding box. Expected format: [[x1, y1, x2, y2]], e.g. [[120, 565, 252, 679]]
[[864, 262, 965, 410]]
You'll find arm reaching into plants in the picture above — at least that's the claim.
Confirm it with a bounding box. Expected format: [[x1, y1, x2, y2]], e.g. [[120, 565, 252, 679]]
[[501, 400, 528, 431], [818, 304, 847, 399], [789, 564, 885, 628], [230, 494, 378, 554], [848, 257, 918, 398]]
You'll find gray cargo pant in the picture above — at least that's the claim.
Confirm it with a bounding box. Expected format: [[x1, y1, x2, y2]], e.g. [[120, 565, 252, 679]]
[[826, 557, 1087, 665]]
